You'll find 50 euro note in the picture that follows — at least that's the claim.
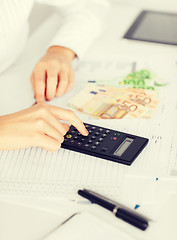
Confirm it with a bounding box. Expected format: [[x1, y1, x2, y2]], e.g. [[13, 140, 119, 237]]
[[68, 87, 148, 119], [125, 88, 159, 118], [90, 85, 159, 118], [85, 84, 159, 105], [108, 87, 160, 118], [81, 85, 159, 117]]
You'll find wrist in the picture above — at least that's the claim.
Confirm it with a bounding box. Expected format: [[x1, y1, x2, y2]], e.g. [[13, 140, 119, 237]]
[[47, 46, 76, 62]]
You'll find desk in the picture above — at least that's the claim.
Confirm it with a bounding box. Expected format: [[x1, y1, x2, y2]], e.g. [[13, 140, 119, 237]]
[[0, 2, 177, 240]]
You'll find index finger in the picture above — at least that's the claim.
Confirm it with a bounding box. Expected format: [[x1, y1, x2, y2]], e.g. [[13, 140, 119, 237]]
[[49, 106, 88, 136], [33, 68, 46, 103]]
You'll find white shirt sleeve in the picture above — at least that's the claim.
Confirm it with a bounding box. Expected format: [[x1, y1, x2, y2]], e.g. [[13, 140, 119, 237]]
[[41, 0, 110, 59]]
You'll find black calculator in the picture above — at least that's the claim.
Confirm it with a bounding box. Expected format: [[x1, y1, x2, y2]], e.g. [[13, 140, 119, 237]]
[[61, 123, 148, 166]]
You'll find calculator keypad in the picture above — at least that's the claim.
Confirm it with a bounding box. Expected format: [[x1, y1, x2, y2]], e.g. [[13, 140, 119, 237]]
[[64, 124, 120, 152]]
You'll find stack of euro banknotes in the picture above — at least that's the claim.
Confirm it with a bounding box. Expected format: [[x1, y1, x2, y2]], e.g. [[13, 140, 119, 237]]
[[69, 69, 165, 119]]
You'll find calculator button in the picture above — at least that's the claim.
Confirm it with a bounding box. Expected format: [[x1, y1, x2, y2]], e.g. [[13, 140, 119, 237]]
[[88, 140, 93, 143], [77, 133, 81, 136], [102, 134, 107, 137], [105, 130, 110, 133], [94, 142, 100, 146], [85, 124, 89, 128], [101, 147, 107, 152], [66, 134, 72, 139], [98, 128, 103, 132], [91, 146, 97, 150], [71, 130, 76, 134], [98, 138, 104, 142], [84, 144, 89, 148], [77, 142, 82, 146], [114, 133, 120, 136], [89, 130, 93, 134], [91, 136, 96, 140], [113, 137, 117, 140], [95, 132, 100, 136], [74, 136, 79, 140], [91, 126, 96, 130], [81, 138, 86, 141], [70, 140, 75, 144]]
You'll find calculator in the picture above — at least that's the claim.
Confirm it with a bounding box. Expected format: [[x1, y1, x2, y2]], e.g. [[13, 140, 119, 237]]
[[61, 123, 148, 166]]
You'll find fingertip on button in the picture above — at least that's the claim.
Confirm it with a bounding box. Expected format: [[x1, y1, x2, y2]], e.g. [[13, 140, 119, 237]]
[[83, 129, 89, 136]]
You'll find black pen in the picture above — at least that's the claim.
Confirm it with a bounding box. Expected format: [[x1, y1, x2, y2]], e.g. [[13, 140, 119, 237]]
[[78, 189, 148, 231]]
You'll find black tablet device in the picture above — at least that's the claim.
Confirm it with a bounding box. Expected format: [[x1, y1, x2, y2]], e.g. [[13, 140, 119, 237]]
[[123, 10, 177, 46]]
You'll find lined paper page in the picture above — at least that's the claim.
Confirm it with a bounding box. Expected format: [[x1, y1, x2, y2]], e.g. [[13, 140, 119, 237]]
[[0, 146, 127, 200]]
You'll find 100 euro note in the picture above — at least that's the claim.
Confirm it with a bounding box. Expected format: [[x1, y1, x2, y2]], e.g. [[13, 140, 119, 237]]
[[120, 69, 166, 90], [68, 85, 159, 119], [88, 69, 166, 91]]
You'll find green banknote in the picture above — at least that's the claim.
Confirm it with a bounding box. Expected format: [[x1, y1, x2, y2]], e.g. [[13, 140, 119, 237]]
[[87, 69, 166, 91], [119, 69, 165, 90]]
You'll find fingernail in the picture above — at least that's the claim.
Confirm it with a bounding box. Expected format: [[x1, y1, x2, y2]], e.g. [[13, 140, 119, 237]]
[[84, 129, 89, 136]]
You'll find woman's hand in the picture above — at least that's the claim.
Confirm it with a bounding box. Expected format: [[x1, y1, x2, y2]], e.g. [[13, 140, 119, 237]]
[[31, 46, 76, 103], [0, 103, 88, 151]]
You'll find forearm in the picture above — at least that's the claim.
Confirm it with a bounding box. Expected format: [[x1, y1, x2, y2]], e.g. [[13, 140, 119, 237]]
[[47, 46, 76, 62], [48, 0, 110, 59]]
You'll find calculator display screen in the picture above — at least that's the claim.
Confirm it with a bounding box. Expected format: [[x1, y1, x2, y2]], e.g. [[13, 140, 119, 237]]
[[113, 138, 134, 157]]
